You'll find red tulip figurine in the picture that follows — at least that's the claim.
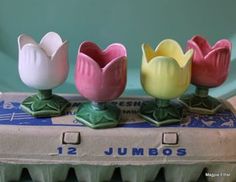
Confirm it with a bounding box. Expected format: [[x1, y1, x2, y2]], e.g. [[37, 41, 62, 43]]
[[75, 41, 127, 128], [180, 35, 232, 114]]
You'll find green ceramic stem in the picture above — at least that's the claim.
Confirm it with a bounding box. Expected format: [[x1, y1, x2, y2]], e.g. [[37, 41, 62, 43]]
[[37, 90, 52, 100], [21, 92, 70, 117], [75, 102, 120, 129], [155, 99, 170, 108], [91, 101, 106, 111], [195, 87, 209, 98], [139, 100, 181, 126]]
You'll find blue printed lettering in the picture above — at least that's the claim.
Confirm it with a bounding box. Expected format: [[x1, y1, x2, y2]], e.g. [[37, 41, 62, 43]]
[[148, 148, 158, 156], [176, 148, 187, 156], [132, 148, 144, 156], [104, 147, 113, 155], [163, 148, 172, 156], [118, 147, 127, 155]]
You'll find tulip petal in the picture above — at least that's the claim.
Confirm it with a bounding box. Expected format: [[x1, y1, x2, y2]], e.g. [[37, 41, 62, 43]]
[[79, 41, 100, 54], [183, 49, 193, 67], [102, 43, 127, 67], [186, 39, 204, 62], [79, 41, 108, 68], [79, 41, 127, 69], [104, 43, 127, 58], [141, 56, 191, 99], [18, 34, 37, 51], [205, 47, 230, 76], [155, 39, 184, 57], [19, 44, 55, 90], [40, 32, 63, 57], [102, 57, 127, 93], [75, 53, 103, 101], [51, 41, 69, 84], [76, 53, 102, 77], [51, 41, 68, 62], [100, 56, 126, 101], [191, 35, 211, 56], [212, 39, 232, 51], [155, 39, 187, 68], [20, 44, 49, 66], [192, 47, 231, 87], [141, 43, 157, 63]]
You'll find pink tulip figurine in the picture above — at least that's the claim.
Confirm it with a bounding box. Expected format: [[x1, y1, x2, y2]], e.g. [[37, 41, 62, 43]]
[[180, 35, 232, 114], [75, 41, 127, 128]]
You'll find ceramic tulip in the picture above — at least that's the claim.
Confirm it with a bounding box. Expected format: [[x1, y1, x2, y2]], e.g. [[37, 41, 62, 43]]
[[75, 41, 127, 129], [18, 32, 70, 117], [140, 39, 193, 126], [180, 35, 232, 114]]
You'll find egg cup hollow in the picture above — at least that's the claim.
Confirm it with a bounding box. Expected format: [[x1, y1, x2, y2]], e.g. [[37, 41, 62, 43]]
[[75, 102, 120, 129], [20, 90, 70, 117]]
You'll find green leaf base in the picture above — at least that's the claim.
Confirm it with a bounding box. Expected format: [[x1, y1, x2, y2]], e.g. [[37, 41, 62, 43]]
[[21, 94, 70, 117], [139, 100, 182, 127], [75, 103, 120, 129], [179, 94, 222, 114]]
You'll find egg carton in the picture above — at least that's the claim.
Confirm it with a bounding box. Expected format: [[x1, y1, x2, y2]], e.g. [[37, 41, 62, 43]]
[[0, 93, 236, 182], [0, 163, 236, 182]]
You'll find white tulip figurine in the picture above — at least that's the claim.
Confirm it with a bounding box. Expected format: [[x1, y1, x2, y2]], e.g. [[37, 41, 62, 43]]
[[18, 32, 70, 117]]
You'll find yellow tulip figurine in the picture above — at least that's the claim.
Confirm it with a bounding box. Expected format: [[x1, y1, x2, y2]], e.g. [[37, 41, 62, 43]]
[[140, 39, 193, 126]]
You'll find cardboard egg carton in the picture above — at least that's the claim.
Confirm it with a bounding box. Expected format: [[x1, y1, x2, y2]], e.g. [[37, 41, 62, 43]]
[[0, 92, 236, 182]]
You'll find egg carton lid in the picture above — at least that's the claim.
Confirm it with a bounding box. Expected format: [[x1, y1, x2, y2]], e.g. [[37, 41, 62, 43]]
[[0, 92, 235, 166]]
